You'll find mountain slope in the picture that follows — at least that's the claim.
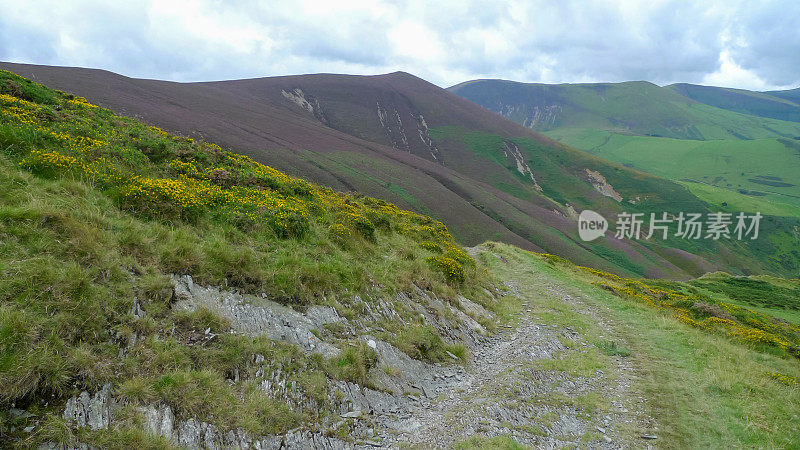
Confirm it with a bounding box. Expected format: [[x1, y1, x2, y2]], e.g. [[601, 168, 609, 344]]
[[667, 83, 800, 123], [450, 78, 800, 222], [3, 62, 798, 279], [449, 79, 800, 140], [766, 87, 800, 105]]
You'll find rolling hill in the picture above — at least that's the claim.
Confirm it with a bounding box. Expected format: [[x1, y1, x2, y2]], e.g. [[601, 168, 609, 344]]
[[2, 62, 799, 279], [449, 79, 800, 140], [667, 83, 800, 123], [2, 71, 799, 449], [451, 79, 800, 231]]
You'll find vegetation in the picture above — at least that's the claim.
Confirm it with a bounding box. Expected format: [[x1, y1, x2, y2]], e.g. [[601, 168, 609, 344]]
[[546, 128, 800, 217], [482, 242, 800, 448], [0, 70, 490, 446], [581, 267, 800, 360]]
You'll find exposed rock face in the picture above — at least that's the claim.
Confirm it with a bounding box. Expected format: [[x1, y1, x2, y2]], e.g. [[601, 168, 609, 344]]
[[57, 393, 352, 449], [497, 103, 563, 129], [415, 113, 442, 161], [172, 274, 342, 357], [376, 100, 410, 150], [281, 88, 329, 125], [502, 140, 542, 191], [62, 383, 114, 430], [585, 168, 623, 202], [376, 102, 442, 162], [49, 275, 498, 449]]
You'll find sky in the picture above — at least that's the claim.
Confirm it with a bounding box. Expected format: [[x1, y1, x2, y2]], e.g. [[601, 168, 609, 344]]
[[1, 0, 798, 91]]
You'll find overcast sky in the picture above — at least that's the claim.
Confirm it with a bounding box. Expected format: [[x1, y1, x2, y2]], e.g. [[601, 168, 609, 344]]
[[1, 0, 797, 90]]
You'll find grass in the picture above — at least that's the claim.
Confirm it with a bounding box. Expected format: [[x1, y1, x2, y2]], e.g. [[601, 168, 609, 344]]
[[547, 128, 800, 218], [0, 70, 494, 447], [391, 324, 468, 363], [595, 340, 632, 357], [454, 435, 528, 450], [484, 242, 800, 448]]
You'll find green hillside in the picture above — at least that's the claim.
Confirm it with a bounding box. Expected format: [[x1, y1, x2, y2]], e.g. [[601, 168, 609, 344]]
[[451, 79, 800, 233], [449, 79, 800, 140], [668, 83, 800, 123], [0, 70, 495, 446], [544, 128, 800, 213]]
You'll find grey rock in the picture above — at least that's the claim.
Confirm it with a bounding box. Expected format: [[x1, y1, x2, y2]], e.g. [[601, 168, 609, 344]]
[[172, 275, 340, 357], [139, 404, 174, 441], [62, 383, 113, 430]]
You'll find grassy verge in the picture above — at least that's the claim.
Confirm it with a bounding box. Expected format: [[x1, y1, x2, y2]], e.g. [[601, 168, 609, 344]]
[[483, 242, 800, 448]]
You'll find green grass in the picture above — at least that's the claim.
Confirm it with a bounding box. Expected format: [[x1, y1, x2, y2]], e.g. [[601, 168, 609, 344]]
[[678, 181, 800, 217], [484, 242, 800, 448], [455, 434, 527, 450], [546, 128, 800, 218], [0, 70, 494, 447], [595, 340, 632, 357]]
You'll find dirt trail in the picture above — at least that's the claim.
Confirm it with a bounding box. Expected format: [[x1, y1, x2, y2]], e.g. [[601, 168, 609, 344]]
[[382, 257, 658, 448]]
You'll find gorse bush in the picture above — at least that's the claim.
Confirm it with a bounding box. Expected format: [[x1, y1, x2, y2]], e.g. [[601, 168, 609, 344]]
[[582, 267, 800, 359], [426, 256, 466, 285], [0, 72, 476, 256]]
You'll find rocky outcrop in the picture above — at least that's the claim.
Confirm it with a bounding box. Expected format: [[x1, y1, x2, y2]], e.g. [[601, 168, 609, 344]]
[[415, 114, 442, 161], [376, 102, 441, 162], [376, 101, 410, 150], [281, 88, 329, 125], [47, 275, 499, 449], [172, 275, 342, 357], [498, 103, 562, 129], [62, 383, 114, 430], [502, 140, 542, 191], [585, 168, 623, 202], [57, 390, 352, 449]]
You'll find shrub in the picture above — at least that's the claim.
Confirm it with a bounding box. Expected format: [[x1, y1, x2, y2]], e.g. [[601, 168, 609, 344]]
[[420, 241, 443, 253], [426, 256, 466, 285]]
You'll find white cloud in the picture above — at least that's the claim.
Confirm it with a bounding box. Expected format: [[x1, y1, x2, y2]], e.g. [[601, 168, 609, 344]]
[[0, 0, 797, 90]]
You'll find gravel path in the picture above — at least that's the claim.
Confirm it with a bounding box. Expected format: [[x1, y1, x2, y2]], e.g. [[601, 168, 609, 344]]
[[382, 254, 659, 449]]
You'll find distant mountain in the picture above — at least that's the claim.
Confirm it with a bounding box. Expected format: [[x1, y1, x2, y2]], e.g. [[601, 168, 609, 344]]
[[766, 87, 800, 105], [449, 79, 800, 140], [667, 83, 800, 123], [450, 78, 800, 233], [3, 61, 798, 278]]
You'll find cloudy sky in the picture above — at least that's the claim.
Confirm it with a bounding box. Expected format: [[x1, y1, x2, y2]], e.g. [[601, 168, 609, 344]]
[[1, 0, 797, 90]]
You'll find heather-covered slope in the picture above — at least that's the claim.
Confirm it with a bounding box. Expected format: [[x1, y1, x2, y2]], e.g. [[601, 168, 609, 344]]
[[3, 62, 798, 279]]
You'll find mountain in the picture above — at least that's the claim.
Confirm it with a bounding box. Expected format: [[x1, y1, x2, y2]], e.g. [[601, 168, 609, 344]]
[[449, 79, 800, 140], [3, 62, 798, 279], [450, 78, 800, 228], [667, 83, 800, 123], [765, 87, 800, 105]]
